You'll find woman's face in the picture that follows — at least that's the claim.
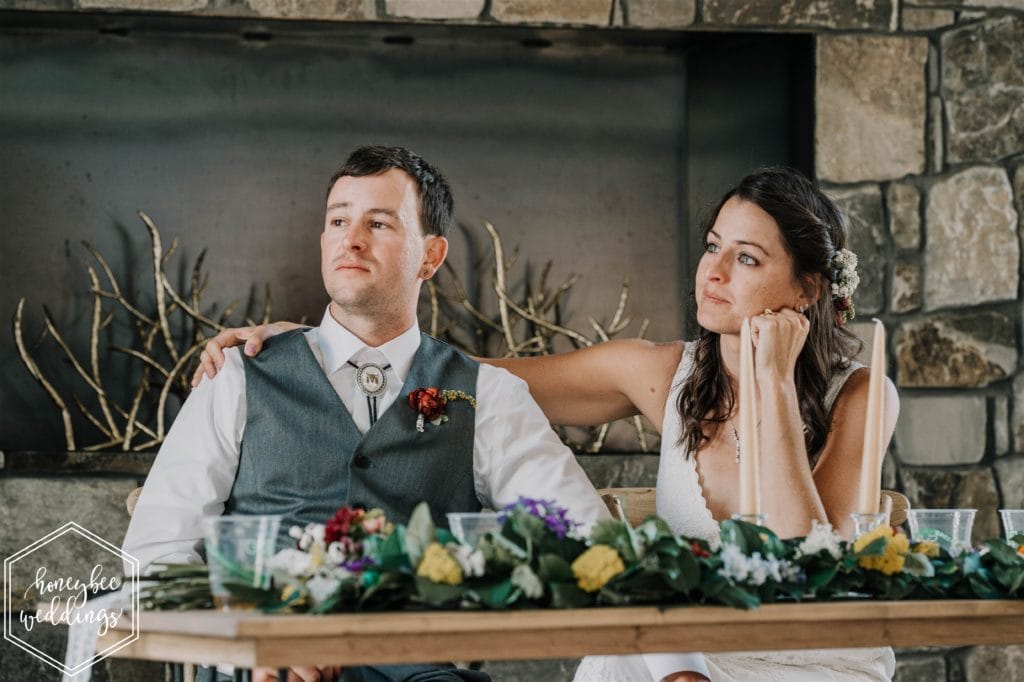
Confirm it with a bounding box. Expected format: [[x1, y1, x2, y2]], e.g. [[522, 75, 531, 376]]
[[695, 196, 810, 335]]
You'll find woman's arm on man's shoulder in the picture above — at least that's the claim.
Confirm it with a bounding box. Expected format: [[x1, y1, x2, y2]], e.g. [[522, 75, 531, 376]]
[[484, 339, 684, 428], [191, 321, 307, 387], [192, 321, 684, 430]]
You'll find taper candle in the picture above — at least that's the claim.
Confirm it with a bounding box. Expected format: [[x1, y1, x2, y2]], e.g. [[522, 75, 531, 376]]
[[738, 317, 761, 516], [857, 318, 886, 515]]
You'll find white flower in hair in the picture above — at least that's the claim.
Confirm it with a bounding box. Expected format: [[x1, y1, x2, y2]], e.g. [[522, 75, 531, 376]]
[[829, 248, 859, 324]]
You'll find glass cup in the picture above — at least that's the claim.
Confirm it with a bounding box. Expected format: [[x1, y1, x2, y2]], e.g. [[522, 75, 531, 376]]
[[999, 509, 1024, 543], [730, 513, 767, 527], [446, 512, 501, 546], [906, 509, 976, 556], [850, 512, 889, 538], [202, 514, 281, 610]]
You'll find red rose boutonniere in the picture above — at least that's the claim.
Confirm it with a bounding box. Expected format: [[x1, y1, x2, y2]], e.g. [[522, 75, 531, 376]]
[[407, 387, 477, 432]]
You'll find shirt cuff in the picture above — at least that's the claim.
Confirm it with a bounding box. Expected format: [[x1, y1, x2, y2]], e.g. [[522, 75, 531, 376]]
[[643, 652, 711, 681]]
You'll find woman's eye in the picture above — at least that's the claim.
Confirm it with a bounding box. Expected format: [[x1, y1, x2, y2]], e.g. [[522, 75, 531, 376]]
[[738, 253, 759, 266], [705, 242, 720, 254]]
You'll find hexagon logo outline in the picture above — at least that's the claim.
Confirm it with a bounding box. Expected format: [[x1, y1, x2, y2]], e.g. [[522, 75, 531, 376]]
[[3, 521, 140, 676]]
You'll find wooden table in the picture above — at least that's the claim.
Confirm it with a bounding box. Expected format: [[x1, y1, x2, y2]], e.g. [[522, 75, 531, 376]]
[[99, 600, 1024, 668]]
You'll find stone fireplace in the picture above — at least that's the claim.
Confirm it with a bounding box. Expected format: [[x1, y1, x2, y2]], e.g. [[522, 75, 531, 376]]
[[1, 1, 1023, 679]]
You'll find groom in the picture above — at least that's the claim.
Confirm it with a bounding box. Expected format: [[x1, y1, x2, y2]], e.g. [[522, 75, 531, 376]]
[[123, 145, 609, 681]]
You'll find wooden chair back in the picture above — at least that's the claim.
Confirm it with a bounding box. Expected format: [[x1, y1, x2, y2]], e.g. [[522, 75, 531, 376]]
[[882, 489, 910, 527], [126, 486, 143, 517], [598, 487, 656, 527], [598, 487, 911, 529]]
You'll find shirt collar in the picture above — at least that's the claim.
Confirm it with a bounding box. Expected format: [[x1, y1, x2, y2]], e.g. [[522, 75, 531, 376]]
[[316, 306, 421, 383]]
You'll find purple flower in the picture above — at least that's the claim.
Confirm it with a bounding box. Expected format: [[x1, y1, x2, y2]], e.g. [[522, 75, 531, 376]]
[[500, 497, 580, 539], [342, 556, 376, 572]]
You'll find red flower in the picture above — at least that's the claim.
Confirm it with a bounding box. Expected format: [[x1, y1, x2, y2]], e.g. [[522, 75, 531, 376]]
[[408, 387, 446, 421], [689, 540, 710, 558], [325, 505, 364, 546]]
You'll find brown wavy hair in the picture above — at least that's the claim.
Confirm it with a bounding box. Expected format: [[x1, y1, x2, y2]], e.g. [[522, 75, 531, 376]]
[[678, 167, 863, 463]]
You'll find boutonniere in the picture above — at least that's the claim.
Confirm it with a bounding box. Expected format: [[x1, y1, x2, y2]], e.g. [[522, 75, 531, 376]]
[[407, 387, 477, 432]]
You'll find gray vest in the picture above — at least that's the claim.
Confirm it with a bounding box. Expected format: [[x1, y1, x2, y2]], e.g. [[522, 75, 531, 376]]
[[228, 329, 481, 542]]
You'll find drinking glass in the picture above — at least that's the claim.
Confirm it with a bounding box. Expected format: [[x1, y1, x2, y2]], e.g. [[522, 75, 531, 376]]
[[202, 514, 281, 610], [447, 512, 501, 546], [999, 509, 1024, 543], [906, 509, 976, 555]]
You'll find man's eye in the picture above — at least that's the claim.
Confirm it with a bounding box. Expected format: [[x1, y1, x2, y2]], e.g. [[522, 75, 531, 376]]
[[371, 221, 388, 230], [330, 218, 346, 227]]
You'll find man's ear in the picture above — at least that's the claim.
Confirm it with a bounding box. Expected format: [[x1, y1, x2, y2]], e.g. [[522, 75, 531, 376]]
[[421, 236, 448, 279]]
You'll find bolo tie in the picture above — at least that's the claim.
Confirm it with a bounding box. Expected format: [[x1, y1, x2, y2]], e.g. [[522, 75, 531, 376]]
[[348, 360, 391, 426]]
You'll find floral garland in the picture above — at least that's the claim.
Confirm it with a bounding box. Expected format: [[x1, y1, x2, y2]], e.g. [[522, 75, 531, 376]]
[[830, 248, 860, 325], [142, 500, 1024, 614]]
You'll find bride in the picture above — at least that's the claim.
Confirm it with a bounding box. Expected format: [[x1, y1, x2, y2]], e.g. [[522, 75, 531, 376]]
[[195, 167, 899, 681]]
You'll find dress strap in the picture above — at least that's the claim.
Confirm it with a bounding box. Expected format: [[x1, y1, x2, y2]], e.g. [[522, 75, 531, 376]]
[[824, 360, 864, 412]]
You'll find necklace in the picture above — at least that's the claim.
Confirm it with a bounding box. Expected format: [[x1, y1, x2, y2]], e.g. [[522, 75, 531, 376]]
[[730, 421, 811, 465], [729, 422, 740, 464]]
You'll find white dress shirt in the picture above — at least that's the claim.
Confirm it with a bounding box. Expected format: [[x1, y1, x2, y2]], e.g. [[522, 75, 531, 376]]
[[124, 308, 610, 573]]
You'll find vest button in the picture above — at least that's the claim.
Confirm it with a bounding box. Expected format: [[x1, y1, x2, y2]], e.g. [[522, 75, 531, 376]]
[[353, 454, 371, 469]]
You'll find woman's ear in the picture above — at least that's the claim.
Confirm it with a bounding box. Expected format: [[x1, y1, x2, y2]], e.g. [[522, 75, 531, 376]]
[[797, 273, 825, 309]]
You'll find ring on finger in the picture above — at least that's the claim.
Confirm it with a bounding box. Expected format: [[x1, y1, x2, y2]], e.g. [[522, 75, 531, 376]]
[[762, 308, 776, 316]]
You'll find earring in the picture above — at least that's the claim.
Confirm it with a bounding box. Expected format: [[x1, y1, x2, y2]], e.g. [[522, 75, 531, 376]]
[[422, 268, 431, 277]]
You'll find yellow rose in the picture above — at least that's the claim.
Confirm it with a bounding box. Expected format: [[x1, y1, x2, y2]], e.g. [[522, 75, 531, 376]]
[[571, 545, 625, 593], [854, 525, 909, 575], [416, 542, 463, 585], [912, 541, 940, 558]]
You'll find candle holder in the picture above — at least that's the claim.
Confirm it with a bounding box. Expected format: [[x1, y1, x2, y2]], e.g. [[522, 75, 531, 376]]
[[850, 512, 889, 537], [731, 513, 767, 527]]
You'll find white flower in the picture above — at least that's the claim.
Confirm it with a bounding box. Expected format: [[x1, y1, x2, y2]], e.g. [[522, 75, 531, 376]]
[[268, 548, 315, 577], [326, 541, 352, 566], [719, 545, 801, 586], [830, 248, 860, 301], [306, 575, 342, 608], [796, 520, 844, 560], [511, 564, 544, 599], [289, 523, 325, 551], [446, 543, 486, 578]]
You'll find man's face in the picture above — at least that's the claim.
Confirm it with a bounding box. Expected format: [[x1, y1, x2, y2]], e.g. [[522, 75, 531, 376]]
[[321, 169, 441, 321]]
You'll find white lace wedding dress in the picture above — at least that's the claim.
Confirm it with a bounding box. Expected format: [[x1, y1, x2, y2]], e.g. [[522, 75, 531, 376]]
[[573, 343, 896, 682]]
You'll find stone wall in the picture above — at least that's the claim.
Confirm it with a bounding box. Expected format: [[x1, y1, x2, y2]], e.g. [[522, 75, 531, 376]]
[[2, 0, 1023, 680]]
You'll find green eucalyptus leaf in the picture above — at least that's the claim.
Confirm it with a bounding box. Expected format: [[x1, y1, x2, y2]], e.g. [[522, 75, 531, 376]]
[[405, 502, 436, 568], [368, 531, 413, 572], [468, 578, 519, 608], [982, 539, 1022, 565], [590, 519, 638, 563], [436, 527, 458, 545], [537, 553, 574, 582], [414, 576, 464, 606], [903, 552, 935, 578], [719, 519, 772, 554], [508, 509, 548, 545], [550, 582, 592, 609]]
